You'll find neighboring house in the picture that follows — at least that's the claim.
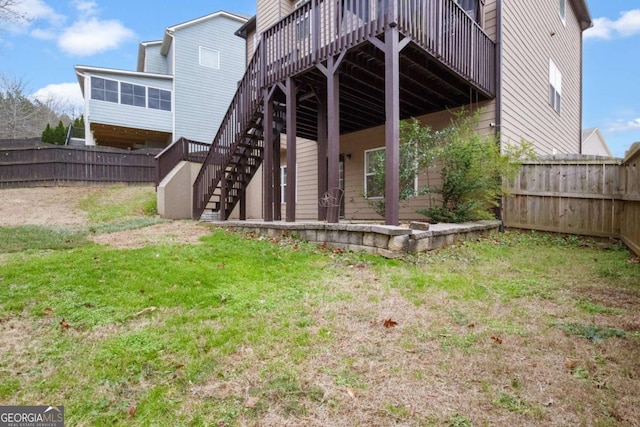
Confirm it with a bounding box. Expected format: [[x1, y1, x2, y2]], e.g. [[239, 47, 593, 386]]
[[582, 127, 613, 157], [74, 11, 248, 150], [180, 0, 592, 225]]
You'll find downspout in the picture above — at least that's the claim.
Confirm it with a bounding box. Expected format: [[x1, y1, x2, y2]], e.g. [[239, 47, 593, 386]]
[[579, 28, 584, 154], [169, 30, 176, 143], [495, 0, 504, 231]]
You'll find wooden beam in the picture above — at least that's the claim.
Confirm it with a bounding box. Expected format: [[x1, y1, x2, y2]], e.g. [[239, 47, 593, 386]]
[[286, 77, 297, 222], [317, 88, 328, 221], [326, 54, 341, 224], [385, 26, 400, 226], [263, 87, 274, 222]]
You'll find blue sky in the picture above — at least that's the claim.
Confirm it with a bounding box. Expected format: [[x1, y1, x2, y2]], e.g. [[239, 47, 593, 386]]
[[1, 0, 639, 157]]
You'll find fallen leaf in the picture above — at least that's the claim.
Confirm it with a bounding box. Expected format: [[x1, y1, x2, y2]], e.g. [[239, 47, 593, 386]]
[[245, 396, 259, 408], [128, 405, 137, 418], [175, 364, 184, 370], [133, 307, 157, 317], [408, 405, 416, 417], [628, 257, 639, 264], [383, 318, 398, 328], [217, 263, 225, 269], [220, 295, 227, 302], [565, 359, 579, 369], [43, 307, 55, 314], [346, 387, 355, 399], [60, 319, 70, 330], [491, 335, 503, 344]]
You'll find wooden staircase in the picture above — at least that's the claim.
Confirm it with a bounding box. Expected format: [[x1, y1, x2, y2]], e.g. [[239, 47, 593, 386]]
[[206, 107, 285, 220]]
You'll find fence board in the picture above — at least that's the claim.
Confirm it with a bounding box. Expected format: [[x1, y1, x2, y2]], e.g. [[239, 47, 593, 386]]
[[0, 142, 160, 188], [504, 150, 640, 256]]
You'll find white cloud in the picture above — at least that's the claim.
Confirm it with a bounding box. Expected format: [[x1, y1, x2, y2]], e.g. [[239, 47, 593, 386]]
[[58, 18, 136, 56], [30, 28, 56, 40], [607, 118, 640, 133], [72, 0, 99, 18], [4, 0, 66, 32], [32, 82, 85, 113], [585, 9, 640, 40]]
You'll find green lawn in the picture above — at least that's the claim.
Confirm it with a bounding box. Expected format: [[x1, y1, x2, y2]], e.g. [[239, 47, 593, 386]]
[[0, 187, 638, 426]]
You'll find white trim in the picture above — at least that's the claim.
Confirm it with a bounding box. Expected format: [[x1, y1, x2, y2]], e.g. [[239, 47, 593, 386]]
[[74, 65, 173, 81], [167, 11, 248, 32], [199, 46, 221, 69], [364, 147, 385, 199], [559, 0, 567, 25], [549, 59, 562, 114]]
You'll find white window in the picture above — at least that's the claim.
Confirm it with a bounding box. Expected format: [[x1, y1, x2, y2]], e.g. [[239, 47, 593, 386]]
[[365, 147, 419, 199], [120, 82, 146, 107], [91, 77, 118, 103], [296, 14, 311, 40], [549, 59, 562, 114], [364, 148, 385, 199], [200, 46, 220, 69], [148, 87, 172, 111], [559, 0, 566, 23], [280, 165, 297, 203]]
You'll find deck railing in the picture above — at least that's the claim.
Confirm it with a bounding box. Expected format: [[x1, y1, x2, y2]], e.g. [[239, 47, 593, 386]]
[[192, 42, 264, 218], [191, 0, 496, 218], [261, 0, 495, 94]]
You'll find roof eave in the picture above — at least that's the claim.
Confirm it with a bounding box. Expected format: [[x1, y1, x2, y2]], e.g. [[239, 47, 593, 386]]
[[571, 0, 593, 31], [235, 15, 256, 39]]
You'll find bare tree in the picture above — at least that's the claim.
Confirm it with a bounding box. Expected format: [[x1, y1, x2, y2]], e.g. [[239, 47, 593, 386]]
[[0, 0, 29, 30], [0, 74, 69, 140]]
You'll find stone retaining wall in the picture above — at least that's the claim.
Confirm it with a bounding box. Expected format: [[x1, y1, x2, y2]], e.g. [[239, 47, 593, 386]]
[[215, 220, 501, 256]]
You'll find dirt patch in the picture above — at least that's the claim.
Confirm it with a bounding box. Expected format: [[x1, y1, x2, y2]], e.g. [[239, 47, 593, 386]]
[[0, 186, 210, 250], [578, 286, 640, 311], [88, 222, 212, 249], [0, 186, 98, 226]]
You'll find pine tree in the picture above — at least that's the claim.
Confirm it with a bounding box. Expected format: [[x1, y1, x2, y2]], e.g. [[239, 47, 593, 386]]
[[41, 123, 53, 143]]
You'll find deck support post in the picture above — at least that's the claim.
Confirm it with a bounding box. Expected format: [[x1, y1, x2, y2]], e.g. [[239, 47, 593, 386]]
[[317, 91, 328, 221], [317, 53, 345, 224], [286, 77, 298, 222], [384, 26, 401, 226], [263, 87, 274, 222], [220, 174, 227, 220]]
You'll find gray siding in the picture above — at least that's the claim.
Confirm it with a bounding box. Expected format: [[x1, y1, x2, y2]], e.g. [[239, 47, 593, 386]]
[[501, 0, 583, 154], [88, 73, 172, 132], [173, 15, 246, 143], [144, 44, 169, 75]]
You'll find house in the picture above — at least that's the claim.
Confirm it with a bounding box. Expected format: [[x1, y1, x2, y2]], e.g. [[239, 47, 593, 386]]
[[74, 11, 248, 150], [164, 0, 592, 225], [582, 127, 613, 157]]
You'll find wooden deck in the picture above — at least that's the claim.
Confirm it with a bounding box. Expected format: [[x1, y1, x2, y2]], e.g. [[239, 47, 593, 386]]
[[190, 0, 497, 223]]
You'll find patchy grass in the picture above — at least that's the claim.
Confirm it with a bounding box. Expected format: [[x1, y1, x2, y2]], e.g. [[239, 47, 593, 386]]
[[0, 226, 87, 253], [0, 188, 639, 426], [78, 186, 157, 222]]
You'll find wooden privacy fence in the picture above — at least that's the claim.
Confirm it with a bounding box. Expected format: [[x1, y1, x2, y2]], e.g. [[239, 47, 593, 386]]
[[0, 141, 161, 188], [503, 143, 640, 256]]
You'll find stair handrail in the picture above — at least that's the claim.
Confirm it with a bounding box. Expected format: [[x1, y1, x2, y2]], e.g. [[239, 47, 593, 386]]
[[192, 40, 264, 219]]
